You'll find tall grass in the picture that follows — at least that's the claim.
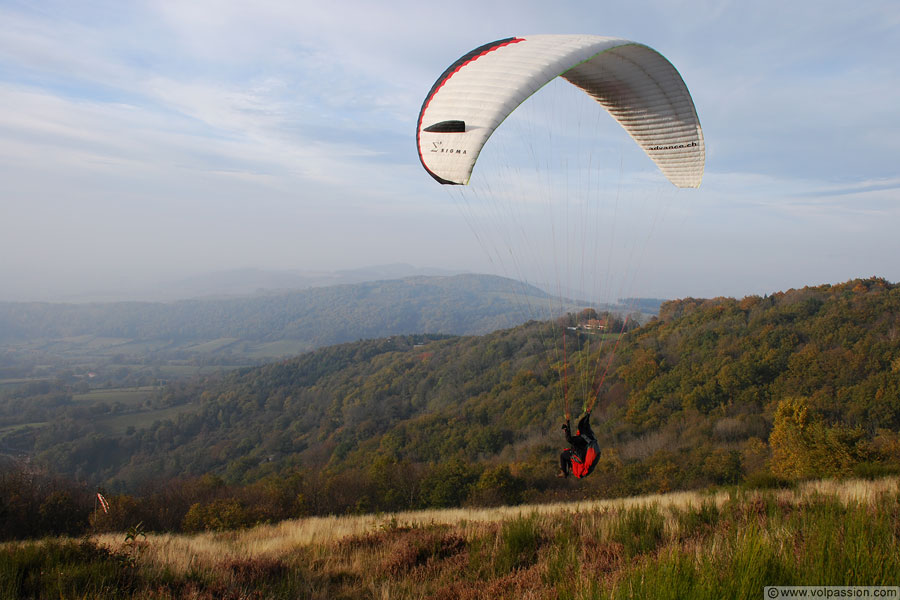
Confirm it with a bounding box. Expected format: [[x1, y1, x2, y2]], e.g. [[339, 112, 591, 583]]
[[603, 483, 900, 599], [0, 539, 137, 600], [470, 513, 543, 576], [2, 477, 897, 599], [609, 505, 666, 558]]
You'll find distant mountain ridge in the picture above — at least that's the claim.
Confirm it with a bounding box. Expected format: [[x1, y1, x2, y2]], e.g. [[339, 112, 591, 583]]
[[0, 274, 573, 358], [10, 264, 466, 303], [159, 264, 466, 302]]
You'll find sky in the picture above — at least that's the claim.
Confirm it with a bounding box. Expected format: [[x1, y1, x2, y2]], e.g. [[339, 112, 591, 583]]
[[1, 0, 898, 302]]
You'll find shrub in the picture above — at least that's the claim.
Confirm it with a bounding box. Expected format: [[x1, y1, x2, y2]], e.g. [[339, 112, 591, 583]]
[[468, 465, 526, 506], [38, 491, 88, 537], [741, 472, 794, 491], [181, 498, 258, 532], [852, 461, 900, 480]]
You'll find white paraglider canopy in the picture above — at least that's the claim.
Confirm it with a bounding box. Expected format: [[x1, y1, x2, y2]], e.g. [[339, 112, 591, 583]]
[[416, 35, 705, 188]]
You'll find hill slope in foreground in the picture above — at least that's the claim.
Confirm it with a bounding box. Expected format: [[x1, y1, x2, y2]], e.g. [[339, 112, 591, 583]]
[[5, 477, 899, 599], [9, 276, 899, 503]]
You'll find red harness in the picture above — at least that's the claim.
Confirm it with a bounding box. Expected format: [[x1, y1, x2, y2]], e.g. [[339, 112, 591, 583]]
[[570, 445, 598, 478]]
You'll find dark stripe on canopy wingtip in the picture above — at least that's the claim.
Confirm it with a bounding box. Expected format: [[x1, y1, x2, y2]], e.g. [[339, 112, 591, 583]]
[[427, 171, 461, 185]]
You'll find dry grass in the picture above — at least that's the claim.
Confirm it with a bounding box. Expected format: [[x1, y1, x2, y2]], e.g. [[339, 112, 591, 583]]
[[93, 489, 711, 574], [793, 475, 898, 502], [93, 476, 898, 577], [5, 476, 897, 599]]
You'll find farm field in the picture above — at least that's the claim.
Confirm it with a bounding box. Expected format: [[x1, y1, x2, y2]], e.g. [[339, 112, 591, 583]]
[[0, 378, 53, 389], [93, 404, 197, 436], [0, 385, 199, 443], [68, 385, 203, 435], [71, 386, 161, 406]]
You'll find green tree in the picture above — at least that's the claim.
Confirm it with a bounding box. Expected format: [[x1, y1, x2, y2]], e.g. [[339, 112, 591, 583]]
[[420, 457, 480, 508], [39, 491, 87, 536], [182, 498, 257, 532], [468, 465, 526, 506]]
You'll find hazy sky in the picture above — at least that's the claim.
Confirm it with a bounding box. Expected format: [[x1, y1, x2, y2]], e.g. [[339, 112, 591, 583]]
[[1, 0, 898, 302]]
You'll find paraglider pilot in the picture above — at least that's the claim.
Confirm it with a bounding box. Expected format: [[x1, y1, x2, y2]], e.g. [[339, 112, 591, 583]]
[[558, 411, 600, 479]]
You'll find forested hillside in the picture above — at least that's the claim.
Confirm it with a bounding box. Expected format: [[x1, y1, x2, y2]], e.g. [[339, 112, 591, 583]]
[[3, 277, 900, 538]]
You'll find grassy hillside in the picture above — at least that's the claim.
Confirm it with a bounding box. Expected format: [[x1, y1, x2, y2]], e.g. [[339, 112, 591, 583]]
[[3, 478, 898, 599]]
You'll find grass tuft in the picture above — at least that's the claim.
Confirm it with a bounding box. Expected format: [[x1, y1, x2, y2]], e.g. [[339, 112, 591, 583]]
[[495, 513, 542, 574], [609, 505, 666, 558], [674, 499, 720, 539]]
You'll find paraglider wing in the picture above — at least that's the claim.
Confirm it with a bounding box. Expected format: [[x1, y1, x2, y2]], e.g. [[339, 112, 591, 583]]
[[416, 35, 705, 188]]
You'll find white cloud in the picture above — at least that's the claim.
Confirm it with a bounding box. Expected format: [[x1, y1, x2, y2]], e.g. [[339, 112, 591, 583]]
[[1, 0, 899, 300]]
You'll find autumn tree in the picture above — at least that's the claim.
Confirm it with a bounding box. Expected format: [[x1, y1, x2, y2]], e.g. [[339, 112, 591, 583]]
[[769, 396, 863, 479]]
